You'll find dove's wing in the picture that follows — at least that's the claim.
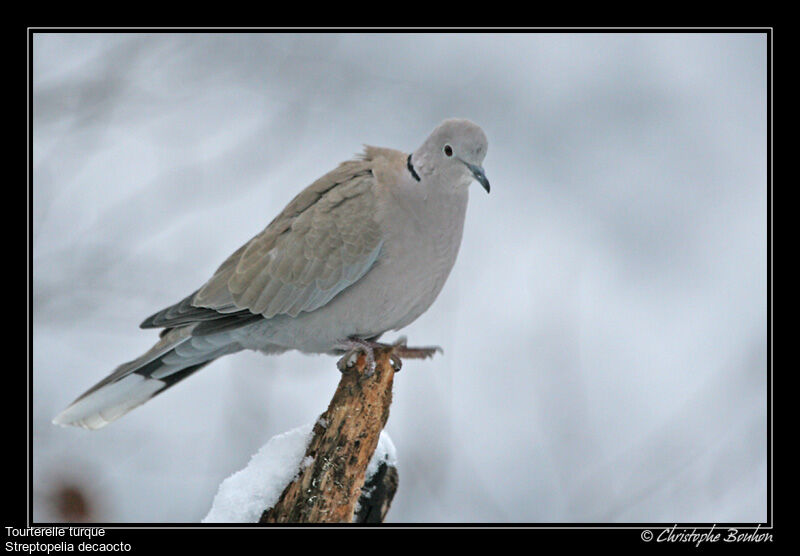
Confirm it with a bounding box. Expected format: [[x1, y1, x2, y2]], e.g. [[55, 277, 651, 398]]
[[141, 157, 385, 333]]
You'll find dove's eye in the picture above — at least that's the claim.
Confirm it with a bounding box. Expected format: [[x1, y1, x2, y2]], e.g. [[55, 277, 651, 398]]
[[443, 144, 453, 157]]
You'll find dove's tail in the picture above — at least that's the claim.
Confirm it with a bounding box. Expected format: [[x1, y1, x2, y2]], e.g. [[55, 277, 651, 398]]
[[53, 326, 240, 430]]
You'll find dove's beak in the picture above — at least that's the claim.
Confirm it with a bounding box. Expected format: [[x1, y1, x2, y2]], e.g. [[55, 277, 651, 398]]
[[465, 162, 490, 193]]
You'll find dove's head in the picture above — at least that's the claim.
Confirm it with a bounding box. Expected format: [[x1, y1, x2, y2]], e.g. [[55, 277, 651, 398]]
[[413, 119, 490, 193]]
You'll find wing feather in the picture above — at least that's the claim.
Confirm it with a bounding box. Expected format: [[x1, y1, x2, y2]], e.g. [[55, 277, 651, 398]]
[[142, 154, 387, 331]]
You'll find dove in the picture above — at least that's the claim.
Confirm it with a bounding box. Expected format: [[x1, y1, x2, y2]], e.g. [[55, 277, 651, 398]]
[[53, 118, 490, 430]]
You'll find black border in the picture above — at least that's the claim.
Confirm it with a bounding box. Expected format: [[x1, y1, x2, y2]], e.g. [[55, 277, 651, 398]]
[[23, 27, 774, 546]]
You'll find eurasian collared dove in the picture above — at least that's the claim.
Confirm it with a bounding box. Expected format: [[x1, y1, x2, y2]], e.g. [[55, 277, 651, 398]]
[[53, 118, 490, 430]]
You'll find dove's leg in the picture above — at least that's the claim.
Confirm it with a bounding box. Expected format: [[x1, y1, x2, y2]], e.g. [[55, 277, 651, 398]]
[[334, 336, 443, 377]]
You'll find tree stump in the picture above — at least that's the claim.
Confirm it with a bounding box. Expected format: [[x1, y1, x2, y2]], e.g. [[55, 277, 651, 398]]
[[260, 347, 399, 523]]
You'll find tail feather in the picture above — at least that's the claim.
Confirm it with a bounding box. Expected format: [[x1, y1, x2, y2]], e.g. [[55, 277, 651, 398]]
[[53, 326, 237, 430], [53, 372, 174, 430]]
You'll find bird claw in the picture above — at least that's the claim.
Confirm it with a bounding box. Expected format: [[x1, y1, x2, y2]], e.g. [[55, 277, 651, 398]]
[[389, 353, 403, 372], [363, 362, 377, 378], [335, 338, 377, 377], [336, 350, 360, 373], [335, 336, 441, 377]]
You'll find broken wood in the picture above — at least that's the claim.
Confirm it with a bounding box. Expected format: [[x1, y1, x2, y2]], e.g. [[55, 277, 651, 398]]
[[259, 347, 399, 523]]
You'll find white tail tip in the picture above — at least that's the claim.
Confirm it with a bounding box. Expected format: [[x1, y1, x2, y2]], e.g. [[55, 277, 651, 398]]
[[52, 374, 165, 430]]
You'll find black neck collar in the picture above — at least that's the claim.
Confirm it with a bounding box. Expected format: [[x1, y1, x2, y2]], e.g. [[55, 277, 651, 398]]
[[407, 154, 421, 182]]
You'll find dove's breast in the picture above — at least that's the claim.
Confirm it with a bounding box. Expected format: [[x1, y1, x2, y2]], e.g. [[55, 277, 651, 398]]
[[380, 187, 470, 330]]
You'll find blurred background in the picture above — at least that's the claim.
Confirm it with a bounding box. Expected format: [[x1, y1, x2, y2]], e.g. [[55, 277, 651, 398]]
[[32, 32, 768, 523]]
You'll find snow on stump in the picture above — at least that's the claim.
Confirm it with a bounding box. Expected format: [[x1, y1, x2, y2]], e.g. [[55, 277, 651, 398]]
[[254, 346, 399, 523], [202, 425, 397, 524], [203, 347, 400, 524], [203, 347, 398, 523]]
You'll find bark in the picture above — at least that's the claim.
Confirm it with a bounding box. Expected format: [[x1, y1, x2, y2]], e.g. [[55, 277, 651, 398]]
[[260, 347, 398, 523]]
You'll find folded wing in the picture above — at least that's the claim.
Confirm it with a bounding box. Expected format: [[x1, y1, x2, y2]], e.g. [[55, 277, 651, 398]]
[[141, 160, 384, 333]]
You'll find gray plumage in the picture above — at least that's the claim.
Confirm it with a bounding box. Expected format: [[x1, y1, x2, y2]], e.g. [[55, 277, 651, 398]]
[[54, 119, 490, 430]]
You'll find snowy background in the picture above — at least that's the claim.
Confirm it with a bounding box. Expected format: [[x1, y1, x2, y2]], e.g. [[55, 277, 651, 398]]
[[32, 33, 768, 523]]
